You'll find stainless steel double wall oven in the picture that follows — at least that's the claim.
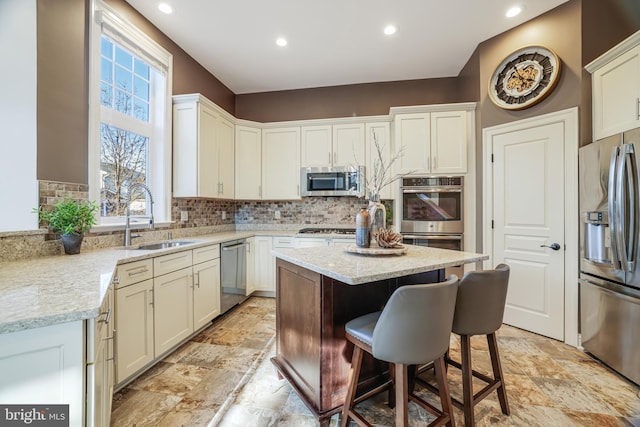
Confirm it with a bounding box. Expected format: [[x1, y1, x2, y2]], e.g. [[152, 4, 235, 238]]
[[400, 176, 464, 277]]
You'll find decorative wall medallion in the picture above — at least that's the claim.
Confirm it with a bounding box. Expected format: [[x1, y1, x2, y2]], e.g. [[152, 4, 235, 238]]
[[489, 45, 561, 110]]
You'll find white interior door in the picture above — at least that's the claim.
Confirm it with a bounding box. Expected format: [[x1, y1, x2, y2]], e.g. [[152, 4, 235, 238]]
[[492, 122, 565, 340]]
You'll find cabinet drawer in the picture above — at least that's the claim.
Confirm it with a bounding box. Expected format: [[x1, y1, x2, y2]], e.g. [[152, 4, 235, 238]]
[[273, 236, 295, 248], [114, 259, 153, 289], [154, 250, 193, 277], [193, 244, 220, 264]]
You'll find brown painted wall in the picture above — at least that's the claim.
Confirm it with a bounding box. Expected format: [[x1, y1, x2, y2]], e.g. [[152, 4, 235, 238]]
[[37, 0, 88, 184], [235, 77, 465, 122]]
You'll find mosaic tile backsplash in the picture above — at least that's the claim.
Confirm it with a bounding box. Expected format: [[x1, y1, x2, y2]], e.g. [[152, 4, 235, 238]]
[[0, 180, 392, 261]]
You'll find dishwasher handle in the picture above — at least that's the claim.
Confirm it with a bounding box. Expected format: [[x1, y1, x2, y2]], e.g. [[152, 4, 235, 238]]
[[222, 242, 247, 251]]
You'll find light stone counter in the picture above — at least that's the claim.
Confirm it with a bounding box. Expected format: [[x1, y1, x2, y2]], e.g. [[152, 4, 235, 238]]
[[0, 230, 297, 334], [272, 244, 488, 285]]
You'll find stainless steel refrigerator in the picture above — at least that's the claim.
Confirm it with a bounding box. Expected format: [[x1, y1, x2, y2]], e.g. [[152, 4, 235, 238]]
[[579, 128, 640, 385]]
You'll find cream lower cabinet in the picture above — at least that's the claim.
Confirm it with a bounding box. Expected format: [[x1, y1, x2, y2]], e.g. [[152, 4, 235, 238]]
[[115, 245, 221, 386], [153, 267, 194, 357], [246, 237, 256, 295], [253, 236, 274, 292], [115, 277, 154, 384], [193, 257, 221, 330], [0, 321, 84, 426]]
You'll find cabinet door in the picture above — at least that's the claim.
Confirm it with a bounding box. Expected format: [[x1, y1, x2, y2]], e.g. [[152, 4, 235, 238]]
[[154, 267, 194, 357], [246, 237, 256, 295], [193, 259, 220, 329], [172, 101, 217, 198], [262, 127, 301, 200], [333, 123, 365, 166], [430, 111, 467, 174], [301, 125, 332, 167], [115, 279, 154, 384], [366, 122, 392, 200], [217, 116, 235, 198], [254, 236, 274, 292], [0, 321, 84, 426], [592, 45, 640, 139], [235, 126, 262, 199], [394, 113, 431, 174]]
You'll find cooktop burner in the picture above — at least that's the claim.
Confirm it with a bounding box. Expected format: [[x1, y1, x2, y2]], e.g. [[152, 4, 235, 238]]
[[298, 227, 356, 235]]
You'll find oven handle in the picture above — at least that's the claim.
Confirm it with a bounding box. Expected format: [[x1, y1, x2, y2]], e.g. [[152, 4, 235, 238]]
[[401, 188, 462, 194], [402, 234, 462, 240]]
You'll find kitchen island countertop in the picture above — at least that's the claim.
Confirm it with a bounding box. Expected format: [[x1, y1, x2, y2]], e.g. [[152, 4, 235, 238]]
[[272, 244, 488, 285]]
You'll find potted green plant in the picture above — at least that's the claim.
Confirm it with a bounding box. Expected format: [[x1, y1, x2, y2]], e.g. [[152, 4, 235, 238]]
[[35, 198, 99, 254]]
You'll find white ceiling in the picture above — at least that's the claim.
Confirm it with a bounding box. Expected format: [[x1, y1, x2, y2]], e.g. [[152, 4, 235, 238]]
[[125, 0, 570, 94]]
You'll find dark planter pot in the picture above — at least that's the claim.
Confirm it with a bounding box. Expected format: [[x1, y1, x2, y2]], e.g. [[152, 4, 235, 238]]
[[61, 234, 84, 255]]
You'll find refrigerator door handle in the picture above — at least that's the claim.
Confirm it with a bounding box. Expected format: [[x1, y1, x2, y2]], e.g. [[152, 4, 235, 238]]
[[609, 147, 621, 270], [615, 144, 633, 272], [624, 143, 638, 270]]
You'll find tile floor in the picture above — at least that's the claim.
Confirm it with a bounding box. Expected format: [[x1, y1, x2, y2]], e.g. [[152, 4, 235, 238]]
[[111, 296, 640, 427]]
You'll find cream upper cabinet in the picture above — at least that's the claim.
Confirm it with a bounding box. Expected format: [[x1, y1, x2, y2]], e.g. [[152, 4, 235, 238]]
[[430, 111, 467, 174], [301, 123, 365, 167], [301, 125, 332, 167], [235, 125, 262, 199], [587, 33, 640, 140], [393, 111, 467, 175], [365, 122, 392, 200], [173, 94, 235, 199], [217, 116, 235, 198], [333, 123, 365, 166], [262, 127, 301, 200]]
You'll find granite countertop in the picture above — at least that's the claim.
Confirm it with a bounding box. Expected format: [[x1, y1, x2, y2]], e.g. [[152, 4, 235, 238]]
[[272, 244, 488, 285], [0, 230, 295, 334]]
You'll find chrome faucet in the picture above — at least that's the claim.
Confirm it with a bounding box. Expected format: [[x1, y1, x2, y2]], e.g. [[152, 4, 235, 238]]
[[124, 183, 154, 247]]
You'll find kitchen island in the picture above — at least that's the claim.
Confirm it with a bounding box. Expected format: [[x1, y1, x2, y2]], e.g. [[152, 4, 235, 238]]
[[271, 244, 488, 425]]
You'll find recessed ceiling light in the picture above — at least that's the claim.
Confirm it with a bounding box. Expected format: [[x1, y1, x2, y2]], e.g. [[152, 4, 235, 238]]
[[276, 38, 288, 47], [506, 6, 522, 18], [158, 3, 173, 14], [384, 25, 397, 36]]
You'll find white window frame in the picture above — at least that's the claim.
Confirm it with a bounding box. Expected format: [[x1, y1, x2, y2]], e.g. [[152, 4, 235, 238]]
[[88, 0, 173, 230]]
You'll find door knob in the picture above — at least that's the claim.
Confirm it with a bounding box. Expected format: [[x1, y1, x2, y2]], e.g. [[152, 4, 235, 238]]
[[540, 243, 561, 251]]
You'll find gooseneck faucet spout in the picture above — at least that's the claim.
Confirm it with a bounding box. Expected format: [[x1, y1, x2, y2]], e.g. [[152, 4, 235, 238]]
[[124, 183, 155, 247]]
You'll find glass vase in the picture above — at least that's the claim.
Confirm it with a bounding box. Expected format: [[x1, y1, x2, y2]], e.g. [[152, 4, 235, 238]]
[[367, 193, 386, 239]]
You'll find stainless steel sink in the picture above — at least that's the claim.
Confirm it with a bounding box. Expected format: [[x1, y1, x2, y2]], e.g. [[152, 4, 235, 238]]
[[136, 241, 196, 250]]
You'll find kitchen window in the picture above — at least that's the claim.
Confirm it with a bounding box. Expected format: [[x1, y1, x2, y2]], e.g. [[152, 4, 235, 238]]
[[88, 0, 173, 228]]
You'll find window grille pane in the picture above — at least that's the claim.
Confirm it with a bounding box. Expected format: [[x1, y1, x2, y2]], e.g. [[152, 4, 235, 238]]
[[100, 82, 112, 107], [100, 123, 148, 217], [134, 76, 149, 101], [134, 98, 149, 121], [101, 38, 113, 57], [101, 58, 112, 84], [115, 46, 132, 70], [114, 89, 132, 115], [134, 58, 149, 79], [115, 65, 132, 91]]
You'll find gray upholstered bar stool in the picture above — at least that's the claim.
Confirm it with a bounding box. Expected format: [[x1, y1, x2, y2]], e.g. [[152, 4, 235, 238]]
[[420, 264, 511, 427], [340, 276, 459, 427]]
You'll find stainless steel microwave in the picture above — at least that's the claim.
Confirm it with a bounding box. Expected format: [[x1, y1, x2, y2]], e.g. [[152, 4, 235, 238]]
[[300, 166, 365, 197]]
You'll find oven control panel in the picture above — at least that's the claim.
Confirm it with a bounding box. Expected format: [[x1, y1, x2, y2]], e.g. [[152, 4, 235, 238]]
[[401, 176, 463, 187]]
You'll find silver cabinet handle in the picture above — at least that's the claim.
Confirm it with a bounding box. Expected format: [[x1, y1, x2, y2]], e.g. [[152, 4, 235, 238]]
[[128, 267, 149, 276], [101, 308, 112, 324]]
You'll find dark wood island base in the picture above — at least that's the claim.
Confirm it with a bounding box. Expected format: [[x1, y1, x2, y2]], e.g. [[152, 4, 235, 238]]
[[272, 258, 445, 425]]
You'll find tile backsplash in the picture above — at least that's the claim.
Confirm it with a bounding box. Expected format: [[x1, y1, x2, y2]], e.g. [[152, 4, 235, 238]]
[[0, 180, 392, 261]]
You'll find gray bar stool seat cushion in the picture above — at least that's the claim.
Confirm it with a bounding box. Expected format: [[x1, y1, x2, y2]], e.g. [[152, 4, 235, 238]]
[[345, 311, 380, 347]]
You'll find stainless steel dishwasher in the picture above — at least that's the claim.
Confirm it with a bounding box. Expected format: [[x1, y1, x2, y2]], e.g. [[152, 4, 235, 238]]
[[220, 239, 248, 314]]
